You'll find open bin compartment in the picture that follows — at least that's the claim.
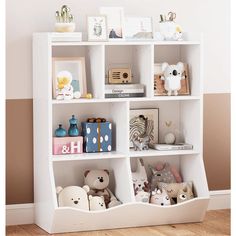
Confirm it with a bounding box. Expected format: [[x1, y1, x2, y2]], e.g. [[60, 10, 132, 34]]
[[52, 158, 134, 207], [52, 101, 129, 153], [130, 100, 201, 151], [105, 44, 153, 97], [52, 45, 105, 99], [154, 44, 201, 96]]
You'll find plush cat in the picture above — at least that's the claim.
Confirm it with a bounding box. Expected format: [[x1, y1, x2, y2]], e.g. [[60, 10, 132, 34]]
[[177, 184, 194, 204], [157, 181, 193, 204], [150, 188, 171, 206], [149, 162, 182, 190]]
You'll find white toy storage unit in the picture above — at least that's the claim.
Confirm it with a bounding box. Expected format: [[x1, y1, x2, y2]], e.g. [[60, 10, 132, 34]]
[[33, 33, 209, 233]]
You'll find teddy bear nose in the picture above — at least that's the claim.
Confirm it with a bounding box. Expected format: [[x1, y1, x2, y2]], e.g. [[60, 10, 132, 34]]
[[173, 70, 177, 76], [161, 203, 164, 206], [138, 184, 141, 187], [74, 200, 78, 204], [99, 177, 104, 182]]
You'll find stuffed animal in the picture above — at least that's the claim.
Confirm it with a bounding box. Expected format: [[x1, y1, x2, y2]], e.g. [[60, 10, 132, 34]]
[[149, 162, 182, 190], [132, 158, 150, 202], [84, 169, 122, 208], [56, 185, 90, 210], [161, 62, 184, 96], [157, 181, 193, 204], [177, 184, 194, 204], [135, 190, 150, 203], [88, 195, 106, 211], [150, 188, 171, 206], [56, 70, 74, 100]]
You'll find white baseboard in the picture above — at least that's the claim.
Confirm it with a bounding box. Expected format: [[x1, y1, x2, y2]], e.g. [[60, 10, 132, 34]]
[[208, 190, 231, 210], [6, 203, 35, 226], [6, 190, 230, 226]]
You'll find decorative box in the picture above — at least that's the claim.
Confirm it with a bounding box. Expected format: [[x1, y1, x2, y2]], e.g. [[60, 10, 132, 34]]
[[82, 120, 112, 153], [53, 136, 83, 155]]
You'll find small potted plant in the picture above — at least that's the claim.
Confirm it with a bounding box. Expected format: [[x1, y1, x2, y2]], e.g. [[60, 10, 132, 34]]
[[55, 5, 75, 32]]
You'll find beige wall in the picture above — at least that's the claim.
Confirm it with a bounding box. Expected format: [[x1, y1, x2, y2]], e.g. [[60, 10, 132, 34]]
[[6, 0, 230, 204], [6, 94, 231, 204]]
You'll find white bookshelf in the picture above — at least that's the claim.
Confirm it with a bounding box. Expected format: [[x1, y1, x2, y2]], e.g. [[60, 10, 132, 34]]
[[33, 33, 209, 233]]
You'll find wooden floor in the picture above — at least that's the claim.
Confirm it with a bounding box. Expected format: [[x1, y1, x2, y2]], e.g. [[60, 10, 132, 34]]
[[6, 209, 230, 236]]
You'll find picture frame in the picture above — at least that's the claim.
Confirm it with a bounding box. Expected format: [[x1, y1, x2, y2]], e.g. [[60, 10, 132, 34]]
[[154, 63, 190, 96], [99, 7, 125, 40], [52, 57, 87, 99], [124, 16, 154, 40], [129, 108, 159, 148], [87, 16, 108, 41]]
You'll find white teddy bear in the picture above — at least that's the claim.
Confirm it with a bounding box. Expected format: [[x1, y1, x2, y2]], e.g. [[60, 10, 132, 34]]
[[56, 185, 90, 210], [161, 62, 184, 96], [89, 195, 106, 211]]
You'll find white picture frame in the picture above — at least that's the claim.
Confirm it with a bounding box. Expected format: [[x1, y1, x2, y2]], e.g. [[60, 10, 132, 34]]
[[87, 16, 108, 41], [129, 108, 159, 147], [124, 16, 154, 40], [99, 7, 125, 40]]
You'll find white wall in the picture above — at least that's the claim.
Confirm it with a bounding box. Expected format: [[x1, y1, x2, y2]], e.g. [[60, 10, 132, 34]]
[[6, 0, 230, 99]]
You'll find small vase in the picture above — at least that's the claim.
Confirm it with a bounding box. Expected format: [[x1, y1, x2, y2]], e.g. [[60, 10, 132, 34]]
[[68, 115, 79, 136], [55, 124, 67, 137], [55, 22, 75, 32]]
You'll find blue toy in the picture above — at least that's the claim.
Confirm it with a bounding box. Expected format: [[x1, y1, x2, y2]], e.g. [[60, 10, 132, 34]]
[[68, 115, 79, 136]]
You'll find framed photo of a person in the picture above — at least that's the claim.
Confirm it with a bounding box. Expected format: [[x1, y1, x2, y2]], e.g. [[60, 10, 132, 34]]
[[99, 7, 124, 40], [52, 57, 87, 100], [154, 63, 190, 96], [87, 16, 108, 41]]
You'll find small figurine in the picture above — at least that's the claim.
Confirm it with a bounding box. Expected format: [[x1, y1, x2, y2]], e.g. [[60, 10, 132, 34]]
[[56, 71, 74, 100], [131, 134, 150, 151], [55, 124, 67, 137], [68, 115, 79, 136]]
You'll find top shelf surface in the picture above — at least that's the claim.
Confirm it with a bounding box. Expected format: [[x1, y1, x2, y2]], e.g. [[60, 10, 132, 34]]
[[34, 32, 201, 46]]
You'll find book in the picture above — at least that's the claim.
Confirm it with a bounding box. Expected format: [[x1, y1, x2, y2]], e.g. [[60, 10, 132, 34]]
[[149, 143, 193, 151]]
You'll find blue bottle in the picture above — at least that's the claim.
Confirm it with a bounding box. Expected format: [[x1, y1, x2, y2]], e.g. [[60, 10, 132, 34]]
[[68, 115, 79, 137], [55, 124, 67, 137]]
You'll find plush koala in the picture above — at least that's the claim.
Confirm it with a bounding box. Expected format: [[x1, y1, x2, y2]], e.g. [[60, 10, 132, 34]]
[[84, 169, 122, 208], [56, 185, 90, 210], [177, 184, 194, 204], [89, 195, 106, 211], [161, 62, 184, 96], [150, 188, 171, 206]]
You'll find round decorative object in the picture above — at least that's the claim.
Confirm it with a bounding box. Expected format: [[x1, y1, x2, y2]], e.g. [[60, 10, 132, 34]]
[[55, 124, 67, 137], [74, 91, 81, 99], [85, 93, 93, 99], [164, 132, 176, 144]]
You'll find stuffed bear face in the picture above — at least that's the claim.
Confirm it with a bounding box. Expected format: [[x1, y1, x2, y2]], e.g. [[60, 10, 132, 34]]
[[162, 62, 184, 79], [177, 185, 194, 204], [89, 195, 106, 211], [84, 169, 110, 190], [56, 185, 89, 210]]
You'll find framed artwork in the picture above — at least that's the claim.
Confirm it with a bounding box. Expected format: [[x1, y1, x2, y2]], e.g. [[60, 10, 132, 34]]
[[129, 108, 159, 147], [124, 17, 154, 40], [154, 63, 190, 96], [99, 7, 124, 40], [87, 16, 108, 41], [52, 57, 87, 99]]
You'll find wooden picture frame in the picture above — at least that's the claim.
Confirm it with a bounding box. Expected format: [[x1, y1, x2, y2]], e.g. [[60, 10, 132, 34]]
[[154, 63, 190, 96], [87, 15, 108, 41], [129, 108, 159, 148], [52, 57, 87, 99]]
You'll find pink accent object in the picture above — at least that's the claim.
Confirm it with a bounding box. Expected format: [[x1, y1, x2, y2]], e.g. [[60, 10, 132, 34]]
[[53, 136, 83, 155]]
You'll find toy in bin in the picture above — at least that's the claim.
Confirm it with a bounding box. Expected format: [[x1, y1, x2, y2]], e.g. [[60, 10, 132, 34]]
[[82, 118, 112, 153]]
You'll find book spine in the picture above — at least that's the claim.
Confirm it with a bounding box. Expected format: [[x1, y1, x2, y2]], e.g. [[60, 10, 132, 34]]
[[105, 93, 144, 98]]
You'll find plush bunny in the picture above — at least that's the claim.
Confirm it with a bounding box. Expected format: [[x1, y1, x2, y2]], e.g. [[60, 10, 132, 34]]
[[161, 62, 184, 96]]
